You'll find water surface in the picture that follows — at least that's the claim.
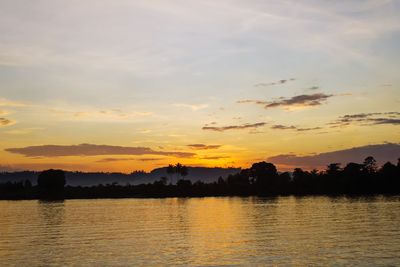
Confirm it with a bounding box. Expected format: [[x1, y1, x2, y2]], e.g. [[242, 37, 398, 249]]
[[1, 196, 399, 266]]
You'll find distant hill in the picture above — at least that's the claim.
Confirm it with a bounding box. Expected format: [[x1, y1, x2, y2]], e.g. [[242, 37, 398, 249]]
[[267, 143, 400, 170], [0, 166, 241, 186], [146, 166, 240, 184]]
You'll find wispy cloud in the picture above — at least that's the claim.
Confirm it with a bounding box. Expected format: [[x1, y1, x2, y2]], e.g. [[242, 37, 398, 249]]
[[96, 158, 136, 163], [97, 157, 163, 163], [0, 118, 15, 127], [204, 122, 217, 127], [254, 78, 295, 87], [237, 100, 268, 105], [173, 103, 209, 111], [188, 144, 222, 150], [200, 155, 230, 160], [329, 112, 400, 127], [48, 108, 153, 121], [271, 124, 296, 130], [4, 127, 42, 135], [136, 158, 164, 162], [0, 98, 29, 107], [202, 122, 267, 132], [238, 93, 334, 110], [271, 124, 322, 131], [265, 93, 333, 108], [5, 144, 196, 158], [296, 127, 323, 132]]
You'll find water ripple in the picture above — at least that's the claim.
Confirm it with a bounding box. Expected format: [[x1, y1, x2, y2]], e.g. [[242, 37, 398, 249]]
[[0, 196, 399, 266]]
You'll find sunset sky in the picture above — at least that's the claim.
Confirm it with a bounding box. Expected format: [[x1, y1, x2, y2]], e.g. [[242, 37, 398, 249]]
[[0, 0, 399, 172]]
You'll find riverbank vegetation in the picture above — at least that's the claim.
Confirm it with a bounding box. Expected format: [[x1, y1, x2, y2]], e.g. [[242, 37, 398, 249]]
[[0, 157, 399, 199]]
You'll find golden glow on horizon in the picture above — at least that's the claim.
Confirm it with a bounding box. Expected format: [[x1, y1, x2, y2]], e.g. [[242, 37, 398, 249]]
[[0, 1, 399, 172]]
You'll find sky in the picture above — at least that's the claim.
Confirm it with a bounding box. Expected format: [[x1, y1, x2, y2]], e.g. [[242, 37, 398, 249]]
[[0, 0, 399, 173]]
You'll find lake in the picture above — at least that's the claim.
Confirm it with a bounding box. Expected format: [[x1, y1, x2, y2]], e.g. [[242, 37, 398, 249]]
[[0, 196, 399, 266]]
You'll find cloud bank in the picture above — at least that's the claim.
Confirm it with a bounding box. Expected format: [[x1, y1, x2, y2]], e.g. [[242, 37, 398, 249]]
[[5, 144, 196, 158]]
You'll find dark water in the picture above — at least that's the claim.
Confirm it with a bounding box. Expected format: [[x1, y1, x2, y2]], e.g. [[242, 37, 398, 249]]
[[0, 196, 399, 266]]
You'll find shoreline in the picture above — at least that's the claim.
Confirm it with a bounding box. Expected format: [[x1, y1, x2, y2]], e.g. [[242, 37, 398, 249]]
[[1, 192, 399, 201]]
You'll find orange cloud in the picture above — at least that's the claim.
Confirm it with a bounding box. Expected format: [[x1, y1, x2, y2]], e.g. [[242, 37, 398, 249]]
[[187, 144, 222, 150], [202, 122, 267, 132], [0, 117, 15, 126], [5, 143, 196, 158]]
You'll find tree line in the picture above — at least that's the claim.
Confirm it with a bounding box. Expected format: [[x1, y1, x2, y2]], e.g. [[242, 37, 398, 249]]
[[0, 156, 399, 199]]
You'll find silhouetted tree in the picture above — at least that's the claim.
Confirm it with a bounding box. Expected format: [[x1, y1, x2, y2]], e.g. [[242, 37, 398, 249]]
[[2, 157, 400, 200], [24, 179, 32, 189], [380, 161, 397, 175], [177, 179, 192, 188], [160, 176, 168, 185], [279, 172, 291, 194], [326, 163, 341, 176], [343, 162, 363, 176], [310, 169, 319, 177], [167, 163, 189, 184], [37, 169, 66, 199], [153, 176, 168, 186], [217, 176, 225, 185], [293, 168, 312, 194], [175, 178, 191, 196], [363, 156, 377, 174], [226, 173, 250, 195], [249, 162, 279, 194]]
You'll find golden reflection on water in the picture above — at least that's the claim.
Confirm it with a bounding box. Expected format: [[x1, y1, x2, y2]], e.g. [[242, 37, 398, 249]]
[[0, 196, 399, 266]]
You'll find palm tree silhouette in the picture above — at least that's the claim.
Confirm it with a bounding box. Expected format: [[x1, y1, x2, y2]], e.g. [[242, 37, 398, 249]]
[[166, 163, 189, 184]]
